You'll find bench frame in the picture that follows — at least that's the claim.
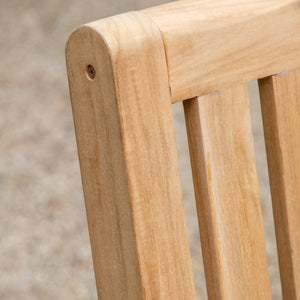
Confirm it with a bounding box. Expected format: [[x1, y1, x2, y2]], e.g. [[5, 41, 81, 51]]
[[66, 1, 300, 298]]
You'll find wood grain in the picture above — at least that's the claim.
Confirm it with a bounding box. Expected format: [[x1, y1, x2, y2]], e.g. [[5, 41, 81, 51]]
[[259, 69, 300, 300], [184, 85, 272, 299], [66, 12, 195, 299], [142, 0, 300, 102]]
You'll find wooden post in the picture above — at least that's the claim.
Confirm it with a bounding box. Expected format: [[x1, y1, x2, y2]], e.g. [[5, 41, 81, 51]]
[[259, 69, 300, 300], [184, 85, 272, 299], [66, 12, 195, 300]]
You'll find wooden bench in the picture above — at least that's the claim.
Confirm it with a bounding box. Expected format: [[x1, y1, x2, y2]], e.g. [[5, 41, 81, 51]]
[[66, 0, 300, 298]]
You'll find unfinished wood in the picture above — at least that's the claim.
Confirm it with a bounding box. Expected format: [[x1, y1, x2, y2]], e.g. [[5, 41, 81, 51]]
[[184, 85, 271, 299], [259, 69, 300, 300], [66, 12, 195, 299], [142, 0, 300, 102]]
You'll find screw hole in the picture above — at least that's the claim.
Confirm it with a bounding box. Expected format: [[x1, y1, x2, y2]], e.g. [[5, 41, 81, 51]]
[[87, 65, 96, 80]]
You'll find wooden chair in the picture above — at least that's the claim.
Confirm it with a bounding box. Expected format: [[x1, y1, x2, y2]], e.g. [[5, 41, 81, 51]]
[[66, 0, 300, 298]]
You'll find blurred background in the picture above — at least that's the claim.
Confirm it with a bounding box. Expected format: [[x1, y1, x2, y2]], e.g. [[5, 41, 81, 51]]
[[0, 0, 282, 299]]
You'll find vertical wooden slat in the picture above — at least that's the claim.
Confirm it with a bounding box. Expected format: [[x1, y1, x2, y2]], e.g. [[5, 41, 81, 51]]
[[66, 12, 195, 299], [184, 84, 272, 299], [259, 69, 300, 300]]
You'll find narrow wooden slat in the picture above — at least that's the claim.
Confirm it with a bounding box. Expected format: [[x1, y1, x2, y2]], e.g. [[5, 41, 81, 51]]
[[142, 0, 300, 102], [66, 12, 195, 299], [259, 69, 300, 300], [184, 84, 271, 299]]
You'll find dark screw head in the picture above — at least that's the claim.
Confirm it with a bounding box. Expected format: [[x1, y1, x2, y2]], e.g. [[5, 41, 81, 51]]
[[87, 65, 96, 80]]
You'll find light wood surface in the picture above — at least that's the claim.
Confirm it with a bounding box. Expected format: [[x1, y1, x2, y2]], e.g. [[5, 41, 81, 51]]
[[184, 85, 272, 299], [66, 0, 300, 298], [66, 12, 195, 299], [259, 69, 300, 300], [142, 0, 300, 102]]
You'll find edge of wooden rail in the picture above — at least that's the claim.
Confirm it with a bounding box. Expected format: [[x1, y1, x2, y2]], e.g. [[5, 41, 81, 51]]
[[184, 85, 272, 299], [141, 0, 300, 102], [259, 69, 300, 300], [66, 11, 195, 299]]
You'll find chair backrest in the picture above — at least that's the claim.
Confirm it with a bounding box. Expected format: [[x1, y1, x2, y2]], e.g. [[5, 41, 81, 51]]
[[66, 0, 300, 299]]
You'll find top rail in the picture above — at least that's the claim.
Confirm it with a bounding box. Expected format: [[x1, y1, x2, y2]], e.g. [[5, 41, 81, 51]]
[[141, 0, 300, 102]]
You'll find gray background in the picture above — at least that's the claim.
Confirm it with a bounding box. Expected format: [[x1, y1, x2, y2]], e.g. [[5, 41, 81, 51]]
[[0, 0, 282, 298]]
